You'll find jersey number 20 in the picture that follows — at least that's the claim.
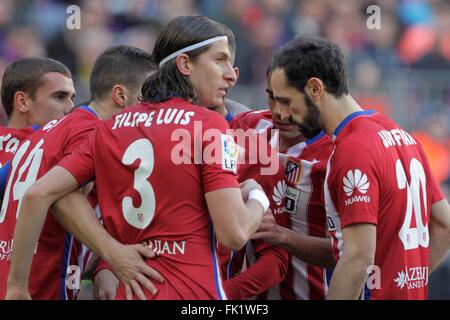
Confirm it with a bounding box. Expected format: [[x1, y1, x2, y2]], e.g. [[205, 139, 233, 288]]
[[396, 158, 429, 250]]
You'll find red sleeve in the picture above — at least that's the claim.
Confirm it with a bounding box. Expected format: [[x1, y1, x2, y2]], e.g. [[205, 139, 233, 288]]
[[223, 240, 289, 300], [229, 111, 252, 130], [329, 141, 380, 229], [93, 258, 113, 279], [58, 127, 97, 186], [201, 114, 239, 193]]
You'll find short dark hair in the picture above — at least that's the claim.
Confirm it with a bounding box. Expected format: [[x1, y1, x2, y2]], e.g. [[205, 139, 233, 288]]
[[271, 36, 349, 98], [1, 57, 72, 117], [90, 45, 156, 101], [141, 15, 236, 104]]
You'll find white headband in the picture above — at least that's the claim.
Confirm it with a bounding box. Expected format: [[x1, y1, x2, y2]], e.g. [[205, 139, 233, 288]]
[[159, 35, 228, 68]]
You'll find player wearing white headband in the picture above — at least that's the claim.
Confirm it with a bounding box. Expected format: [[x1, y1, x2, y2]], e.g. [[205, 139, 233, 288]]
[[6, 15, 268, 300]]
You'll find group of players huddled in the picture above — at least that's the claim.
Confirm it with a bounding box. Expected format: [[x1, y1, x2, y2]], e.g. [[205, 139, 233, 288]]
[[0, 15, 449, 300]]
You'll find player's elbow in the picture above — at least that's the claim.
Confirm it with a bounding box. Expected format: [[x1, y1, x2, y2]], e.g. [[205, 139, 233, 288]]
[[347, 250, 374, 270], [24, 180, 55, 203], [343, 243, 375, 270], [215, 228, 247, 251], [24, 184, 42, 201]]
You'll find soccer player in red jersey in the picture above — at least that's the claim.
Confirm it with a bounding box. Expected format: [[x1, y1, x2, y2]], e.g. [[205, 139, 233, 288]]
[[215, 113, 289, 300], [0, 57, 75, 298], [232, 70, 335, 300], [7, 16, 268, 300], [269, 36, 450, 299], [0, 57, 74, 171], [2, 45, 160, 300], [189, 55, 288, 300]]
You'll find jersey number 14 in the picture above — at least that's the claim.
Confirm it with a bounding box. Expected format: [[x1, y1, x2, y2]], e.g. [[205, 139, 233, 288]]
[[0, 139, 44, 223]]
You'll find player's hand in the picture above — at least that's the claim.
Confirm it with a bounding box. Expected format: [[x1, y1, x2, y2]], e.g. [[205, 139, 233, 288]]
[[239, 179, 263, 201], [93, 269, 119, 300], [108, 244, 164, 300], [5, 286, 31, 300], [251, 211, 280, 246]]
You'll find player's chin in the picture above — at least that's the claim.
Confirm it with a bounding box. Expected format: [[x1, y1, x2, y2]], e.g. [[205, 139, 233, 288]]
[[209, 96, 226, 109]]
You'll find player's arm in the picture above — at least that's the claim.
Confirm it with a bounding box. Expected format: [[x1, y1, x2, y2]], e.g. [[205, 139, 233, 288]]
[[327, 223, 376, 300], [7, 166, 80, 299], [51, 190, 164, 299], [6, 167, 161, 300], [223, 239, 288, 300], [205, 179, 266, 251], [252, 211, 336, 268], [429, 199, 450, 273]]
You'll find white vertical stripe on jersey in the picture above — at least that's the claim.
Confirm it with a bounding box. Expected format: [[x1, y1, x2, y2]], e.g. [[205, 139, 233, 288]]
[[289, 160, 314, 299], [292, 256, 310, 300], [324, 147, 344, 257]]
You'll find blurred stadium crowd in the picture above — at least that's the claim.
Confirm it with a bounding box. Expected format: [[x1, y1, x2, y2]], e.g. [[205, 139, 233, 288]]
[[1, 0, 450, 298]]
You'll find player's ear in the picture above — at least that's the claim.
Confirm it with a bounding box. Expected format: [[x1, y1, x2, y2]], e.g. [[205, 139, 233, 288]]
[[111, 85, 127, 108], [14, 91, 31, 114], [175, 54, 192, 76], [233, 67, 240, 81], [305, 77, 324, 102]]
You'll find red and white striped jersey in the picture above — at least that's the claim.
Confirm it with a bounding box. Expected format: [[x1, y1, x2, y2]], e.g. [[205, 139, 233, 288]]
[[232, 110, 333, 300]]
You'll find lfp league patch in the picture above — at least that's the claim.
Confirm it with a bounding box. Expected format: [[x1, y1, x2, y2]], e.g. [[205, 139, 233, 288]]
[[221, 134, 238, 174]]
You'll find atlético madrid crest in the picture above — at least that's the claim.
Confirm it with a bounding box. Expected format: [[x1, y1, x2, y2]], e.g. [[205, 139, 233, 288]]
[[285, 158, 302, 185]]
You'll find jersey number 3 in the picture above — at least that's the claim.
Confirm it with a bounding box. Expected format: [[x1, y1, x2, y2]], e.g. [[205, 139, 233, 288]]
[[121, 139, 155, 229], [396, 158, 429, 250]]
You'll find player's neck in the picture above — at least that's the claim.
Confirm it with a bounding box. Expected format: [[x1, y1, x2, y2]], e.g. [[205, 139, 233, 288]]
[[88, 100, 114, 120], [218, 104, 228, 117], [321, 94, 363, 136], [7, 112, 28, 129]]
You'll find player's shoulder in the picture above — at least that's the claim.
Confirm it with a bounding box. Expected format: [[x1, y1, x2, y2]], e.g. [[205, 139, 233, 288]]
[[302, 132, 334, 161], [0, 126, 35, 139], [66, 106, 99, 124], [50, 106, 97, 128], [232, 109, 272, 130], [307, 131, 333, 148], [332, 126, 377, 167]]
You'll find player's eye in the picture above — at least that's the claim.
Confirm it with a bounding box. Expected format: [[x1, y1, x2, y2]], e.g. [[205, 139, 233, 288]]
[[216, 55, 227, 63]]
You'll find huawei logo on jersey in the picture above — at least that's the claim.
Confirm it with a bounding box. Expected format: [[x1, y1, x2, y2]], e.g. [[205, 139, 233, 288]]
[[343, 169, 370, 196], [343, 169, 371, 207], [272, 180, 286, 215]]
